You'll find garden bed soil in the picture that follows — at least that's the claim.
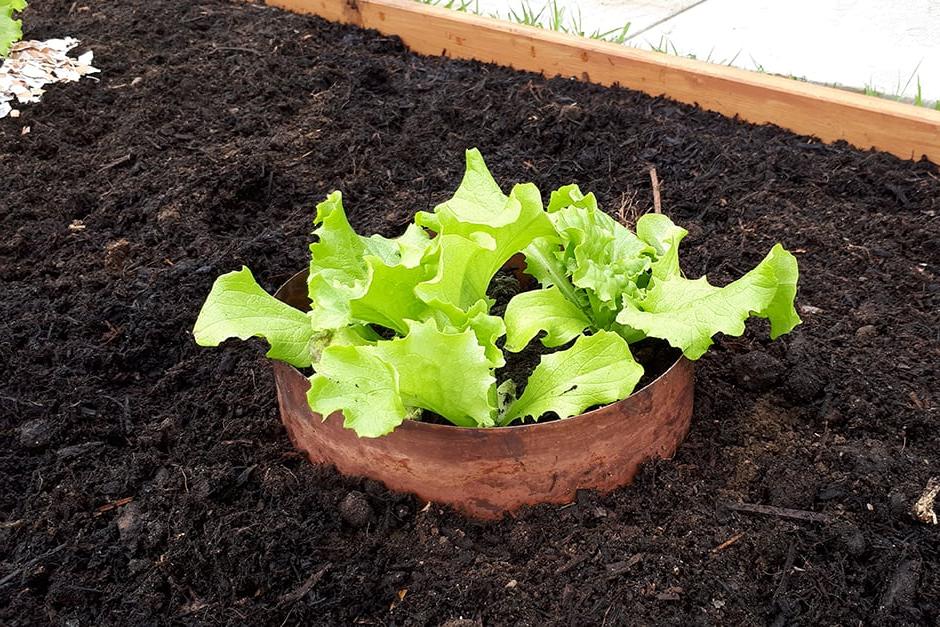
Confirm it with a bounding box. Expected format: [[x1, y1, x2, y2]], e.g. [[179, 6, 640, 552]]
[[1, 0, 938, 624]]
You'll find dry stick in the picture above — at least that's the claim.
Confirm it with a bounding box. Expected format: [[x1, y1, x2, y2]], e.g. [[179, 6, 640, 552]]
[[649, 167, 662, 214], [0, 544, 67, 588], [711, 532, 745, 554], [97, 154, 133, 173], [94, 496, 134, 516], [772, 542, 797, 602], [278, 562, 332, 605], [725, 502, 831, 524]]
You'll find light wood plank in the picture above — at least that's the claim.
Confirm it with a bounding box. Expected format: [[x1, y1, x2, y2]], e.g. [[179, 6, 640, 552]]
[[270, 0, 940, 163]]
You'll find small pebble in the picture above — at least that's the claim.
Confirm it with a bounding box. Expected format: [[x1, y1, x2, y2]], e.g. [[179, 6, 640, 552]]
[[338, 491, 372, 528], [855, 325, 878, 338]]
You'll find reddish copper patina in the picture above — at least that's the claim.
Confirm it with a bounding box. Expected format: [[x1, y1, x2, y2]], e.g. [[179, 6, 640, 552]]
[[272, 270, 694, 519]]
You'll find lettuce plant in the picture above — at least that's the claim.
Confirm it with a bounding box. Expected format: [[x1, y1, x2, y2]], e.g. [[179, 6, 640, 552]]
[[0, 0, 26, 57], [195, 149, 800, 437]]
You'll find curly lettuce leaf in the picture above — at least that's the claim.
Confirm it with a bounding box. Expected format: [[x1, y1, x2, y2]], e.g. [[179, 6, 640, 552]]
[[616, 244, 801, 359], [449, 299, 507, 368], [545, 183, 599, 213], [307, 192, 434, 331], [377, 320, 496, 427], [308, 345, 411, 438], [307, 320, 496, 436], [348, 256, 432, 335], [500, 331, 643, 425], [521, 183, 598, 290], [0, 0, 26, 58], [636, 213, 688, 280], [415, 149, 557, 305], [503, 285, 592, 352], [414, 232, 495, 313], [524, 185, 654, 322], [552, 202, 653, 307], [193, 267, 315, 368]]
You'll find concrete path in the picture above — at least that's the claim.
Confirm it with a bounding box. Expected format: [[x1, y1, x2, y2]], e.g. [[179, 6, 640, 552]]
[[475, 0, 939, 103]]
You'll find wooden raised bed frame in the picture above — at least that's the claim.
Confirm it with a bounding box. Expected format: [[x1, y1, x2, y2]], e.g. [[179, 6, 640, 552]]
[[270, 0, 940, 164]]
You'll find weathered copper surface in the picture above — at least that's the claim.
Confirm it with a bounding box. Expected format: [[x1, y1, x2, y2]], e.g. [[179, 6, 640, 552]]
[[272, 270, 695, 519]]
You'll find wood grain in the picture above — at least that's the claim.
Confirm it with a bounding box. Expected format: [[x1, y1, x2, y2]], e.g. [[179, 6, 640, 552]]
[[270, 0, 940, 163]]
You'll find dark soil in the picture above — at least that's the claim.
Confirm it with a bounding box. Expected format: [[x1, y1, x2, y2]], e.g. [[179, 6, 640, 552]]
[[1, 1, 938, 625]]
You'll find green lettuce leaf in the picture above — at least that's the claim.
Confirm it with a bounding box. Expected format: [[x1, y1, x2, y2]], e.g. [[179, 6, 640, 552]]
[[414, 232, 495, 313], [307, 345, 411, 438], [503, 285, 592, 352], [500, 331, 643, 425], [307, 324, 380, 364], [521, 184, 596, 292], [307, 192, 434, 331], [547, 183, 597, 213], [0, 0, 26, 57], [522, 185, 654, 329], [193, 267, 315, 368], [552, 202, 653, 307], [377, 320, 496, 427], [636, 213, 688, 280], [348, 255, 432, 335], [415, 149, 557, 308], [616, 244, 801, 359], [453, 299, 507, 368], [307, 320, 496, 436]]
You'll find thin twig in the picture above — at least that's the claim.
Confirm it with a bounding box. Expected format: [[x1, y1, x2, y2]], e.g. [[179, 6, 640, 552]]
[[711, 532, 745, 553], [97, 154, 133, 173], [0, 544, 67, 587], [649, 167, 662, 214], [772, 542, 796, 601], [94, 496, 134, 516], [726, 502, 831, 523], [209, 46, 264, 56], [278, 563, 332, 605]]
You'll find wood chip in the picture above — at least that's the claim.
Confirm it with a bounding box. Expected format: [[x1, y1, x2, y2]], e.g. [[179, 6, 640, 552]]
[[912, 477, 939, 524]]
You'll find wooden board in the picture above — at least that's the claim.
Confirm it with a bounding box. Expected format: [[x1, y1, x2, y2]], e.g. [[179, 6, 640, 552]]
[[270, 0, 940, 163]]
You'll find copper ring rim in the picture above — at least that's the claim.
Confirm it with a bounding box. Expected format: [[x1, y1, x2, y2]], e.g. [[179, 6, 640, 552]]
[[277, 346, 688, 433], [273, 266, 686, 432]]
